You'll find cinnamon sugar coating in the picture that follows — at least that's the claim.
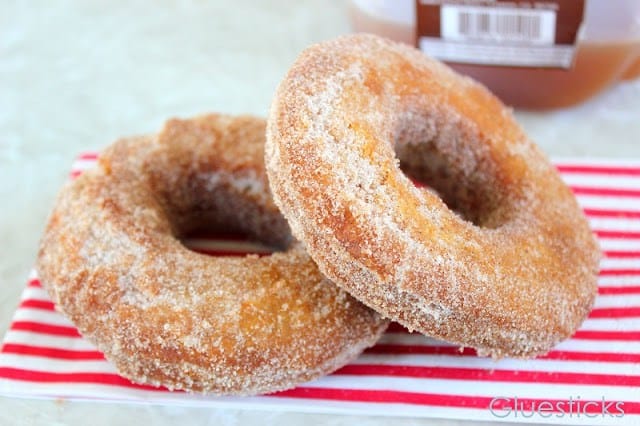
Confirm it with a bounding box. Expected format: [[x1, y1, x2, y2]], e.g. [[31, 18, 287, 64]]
[[266, 34, 600, 358], [36, 114, 388, 394]]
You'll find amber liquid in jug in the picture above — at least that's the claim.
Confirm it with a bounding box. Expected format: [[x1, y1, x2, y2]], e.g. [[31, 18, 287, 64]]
[[450, 42, 640, 109], [350, 1, 640, 110]]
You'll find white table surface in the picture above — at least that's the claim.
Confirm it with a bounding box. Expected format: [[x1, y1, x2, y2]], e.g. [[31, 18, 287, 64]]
[[1, 1, 639, 425]]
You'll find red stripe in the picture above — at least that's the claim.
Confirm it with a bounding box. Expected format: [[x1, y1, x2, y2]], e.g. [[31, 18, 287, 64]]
[[19, 299, 55, 311], [1, 344, 104, 361], [596, 229, 640, 239], [557, 164, 640, 176], [572, 186, 640, 198], [27, 278, 42, 288], [0, 367, 162, 391], [572, 330, 640, 340], [386, 323, 412, 333], [599, 286, 640, 295], [604, 250, 640, 259], [539, 350, 640, 363], [584, 208, 640, 219], [599, 269, 640, 277], [366, 344, 640, 363], [69, 170, 82, 179], [335, 364, 640, 387], [589, 307, 640, 318], [273, 387, 640, 414], [78, 153, 98, 160], [10, 321, 80, 337]]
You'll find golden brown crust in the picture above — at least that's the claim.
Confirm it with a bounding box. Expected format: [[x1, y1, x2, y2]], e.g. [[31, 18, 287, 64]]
[[265, 34, 600, 358], [36, 114, 388, 394]]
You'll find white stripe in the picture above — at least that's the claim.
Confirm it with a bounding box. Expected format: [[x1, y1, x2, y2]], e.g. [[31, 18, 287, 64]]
[[590, 217, 640, 232], [563, 174, 640, 191], [599, 239, 640, 252], [0, 380, 166, 402], [594, 294, 640, 309], [21, 287, 51, 301], [577, 195, 640, 211], [2, 331, 97, 351], [70, 159, 97, 171], [581, 317, 640, 331], [0, 380, 242, 406], [599, 275, 640, 286], [11, 309, 75, 328], [555, 338, 640, 354], [0, 354, 115, 374], [600, 258, 640, 270]]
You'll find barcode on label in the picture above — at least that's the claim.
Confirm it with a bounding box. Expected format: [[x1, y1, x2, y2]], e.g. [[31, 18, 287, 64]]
[[441, 5, 556, 45]]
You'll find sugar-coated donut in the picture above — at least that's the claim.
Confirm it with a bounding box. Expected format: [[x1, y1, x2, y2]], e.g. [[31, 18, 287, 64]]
[[37, 114, 388, 394], [266, 34, 600, 358]]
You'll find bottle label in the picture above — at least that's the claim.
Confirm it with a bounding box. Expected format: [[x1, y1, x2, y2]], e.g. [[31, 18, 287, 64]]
[[416, 0, 585, 68]]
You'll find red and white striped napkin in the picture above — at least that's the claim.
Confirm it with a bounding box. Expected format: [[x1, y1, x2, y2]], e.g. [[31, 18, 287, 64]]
[[1, 154, 640, 425]]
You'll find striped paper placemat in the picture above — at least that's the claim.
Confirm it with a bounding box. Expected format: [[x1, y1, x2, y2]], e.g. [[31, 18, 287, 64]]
[[1, 154, 639, 425]]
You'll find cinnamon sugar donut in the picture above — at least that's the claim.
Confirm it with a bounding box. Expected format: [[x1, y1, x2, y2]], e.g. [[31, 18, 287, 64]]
[[37, 114, 388, 394], [266, 34, 600, 358]]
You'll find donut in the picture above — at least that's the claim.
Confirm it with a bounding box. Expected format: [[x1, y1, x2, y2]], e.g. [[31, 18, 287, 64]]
[[36, 114, 388, 394], [265, 34, 600, 358]]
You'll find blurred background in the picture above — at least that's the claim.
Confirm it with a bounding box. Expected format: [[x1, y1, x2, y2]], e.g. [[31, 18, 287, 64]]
[[1, 1, 639, 425]]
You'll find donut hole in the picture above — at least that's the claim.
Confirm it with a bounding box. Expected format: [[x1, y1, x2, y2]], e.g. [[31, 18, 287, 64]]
[[180, 229, 278, 258], [394, 111, 505, 229], [156, 178, 292, 256]]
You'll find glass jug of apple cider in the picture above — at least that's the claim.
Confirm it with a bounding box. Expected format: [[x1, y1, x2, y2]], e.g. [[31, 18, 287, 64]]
[[350, 0, 640, 110]]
